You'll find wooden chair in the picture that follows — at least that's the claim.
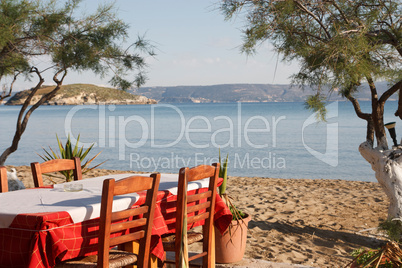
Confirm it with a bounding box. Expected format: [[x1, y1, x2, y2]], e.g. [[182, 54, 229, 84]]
[[31, 157, 82, 187], [0, 166, 8, 192], [162, 163, 220, 268], [55, 173, 161, 268]]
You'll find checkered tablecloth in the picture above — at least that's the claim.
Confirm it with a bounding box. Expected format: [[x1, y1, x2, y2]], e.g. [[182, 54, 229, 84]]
[[0, 174, 232, 268]]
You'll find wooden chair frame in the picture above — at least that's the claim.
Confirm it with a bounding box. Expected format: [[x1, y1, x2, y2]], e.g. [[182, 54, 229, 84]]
[[98, 173, 160, 268], [170, 163, 220, 268], [31, 157, 82, 187], [56, 173, 160, 268], [0, 166, 8, 193]]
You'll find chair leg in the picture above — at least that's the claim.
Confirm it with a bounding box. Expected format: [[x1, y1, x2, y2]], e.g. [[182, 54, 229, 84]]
[[121, 241, 139, 268], [158, 252, 166, 268], [121, 241, 157, 268], [211, 227, 215, 268], [150, 254, 158, 268], [201, 225, 215, 268]]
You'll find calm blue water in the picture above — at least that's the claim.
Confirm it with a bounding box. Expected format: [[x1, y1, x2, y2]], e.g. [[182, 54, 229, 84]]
[[1, 101, 399, 182]]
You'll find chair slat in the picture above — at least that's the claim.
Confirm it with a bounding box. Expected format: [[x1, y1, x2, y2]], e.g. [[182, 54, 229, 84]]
[[110, 218, 147, 234], [187, 201, 210, 214], [31, 157, 82, 187], [40, 159, 76, 173], [188, 252, 208, 262], [187, 212, 210, 225], [109, 230, 146, 247], [111, 206, 148, 222], [186, 165, 216, 182], [114, 180, 153, 195], [187, 191, 211, 203]]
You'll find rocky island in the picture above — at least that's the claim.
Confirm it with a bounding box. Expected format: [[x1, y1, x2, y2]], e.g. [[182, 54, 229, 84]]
[[6, 84, 157, 105]]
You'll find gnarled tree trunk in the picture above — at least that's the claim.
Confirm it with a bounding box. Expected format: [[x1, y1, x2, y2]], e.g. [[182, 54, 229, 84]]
[[0, 69, 66, 166], [353, 81, 402, 220], [359, 141, 402, 219]]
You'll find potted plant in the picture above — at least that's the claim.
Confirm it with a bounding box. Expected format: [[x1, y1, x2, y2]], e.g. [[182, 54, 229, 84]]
[[215, 150, 252, 264]]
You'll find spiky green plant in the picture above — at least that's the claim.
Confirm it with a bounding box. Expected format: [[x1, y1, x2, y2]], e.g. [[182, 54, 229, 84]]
[[218, 149, 246, 221], [218, 149, 229, 196], [38, 134, 105, 182]]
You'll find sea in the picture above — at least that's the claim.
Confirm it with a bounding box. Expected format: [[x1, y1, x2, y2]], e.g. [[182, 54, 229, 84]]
[[1, 101, 400, 182]]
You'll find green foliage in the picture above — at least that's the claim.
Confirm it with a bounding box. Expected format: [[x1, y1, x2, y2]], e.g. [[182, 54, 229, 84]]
[[379, 219, 402, 242], [218, 149, 229, 196], [305, 94, 327, 122], [6, 84, 144, 105], [218, 149, 247, 221], [0, 0, 156, 165], [55, 84, 141, 100], [0, 0, 155, 90], [351, 248, 378, 265], [349, 220, 402, 268], [38, 134, 105, 182], [221, 0, 402, 120], [351, 248, 394, 268], [229, 203, 246, 220]]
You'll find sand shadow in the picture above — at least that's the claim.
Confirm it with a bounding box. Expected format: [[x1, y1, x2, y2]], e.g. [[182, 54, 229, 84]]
[[249, 220, 386, 249]]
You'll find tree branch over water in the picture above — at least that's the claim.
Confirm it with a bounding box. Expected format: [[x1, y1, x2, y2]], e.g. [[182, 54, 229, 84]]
[[0, 0, 155, 165]]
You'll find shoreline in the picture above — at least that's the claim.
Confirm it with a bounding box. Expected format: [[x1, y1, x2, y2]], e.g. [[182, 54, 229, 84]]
[[6, 165, 389, 268]]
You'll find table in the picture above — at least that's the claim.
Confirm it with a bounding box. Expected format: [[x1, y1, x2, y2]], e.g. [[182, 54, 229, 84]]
[[0, 173, 232, 268]]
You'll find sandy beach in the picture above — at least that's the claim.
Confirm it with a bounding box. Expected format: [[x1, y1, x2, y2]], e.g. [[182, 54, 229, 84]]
[[7, 165, 389, 268]]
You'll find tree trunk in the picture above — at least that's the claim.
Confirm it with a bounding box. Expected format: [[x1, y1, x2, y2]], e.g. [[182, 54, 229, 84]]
[[395, 89, 402, 120], [357, 81, 402, 224], [372, 100, 388, 150], [359, 141, 402, 219], [0, 69, 66, 166]]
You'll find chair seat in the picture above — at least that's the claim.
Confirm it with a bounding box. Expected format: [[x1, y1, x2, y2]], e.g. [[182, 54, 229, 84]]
[[162, 232, 203, 251], [55, 250, 138, 268]]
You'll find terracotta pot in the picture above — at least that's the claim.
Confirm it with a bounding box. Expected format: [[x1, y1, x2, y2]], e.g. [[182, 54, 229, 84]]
[[215, 213, 251, 263]]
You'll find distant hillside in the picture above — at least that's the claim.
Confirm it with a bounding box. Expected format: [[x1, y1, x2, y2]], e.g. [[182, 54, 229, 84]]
[[131, 82, 396, 103], [6, 84, 157, 105]]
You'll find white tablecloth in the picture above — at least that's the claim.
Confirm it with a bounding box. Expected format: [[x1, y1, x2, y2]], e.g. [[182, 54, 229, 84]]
[[0, 173, 211, 229]]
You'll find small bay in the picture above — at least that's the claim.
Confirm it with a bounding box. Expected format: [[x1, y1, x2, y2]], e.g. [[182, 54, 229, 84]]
[[1, 101, 399, 182]]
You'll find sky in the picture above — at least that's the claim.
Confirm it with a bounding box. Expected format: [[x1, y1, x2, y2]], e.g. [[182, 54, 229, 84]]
[[14, 0, 300, 90]]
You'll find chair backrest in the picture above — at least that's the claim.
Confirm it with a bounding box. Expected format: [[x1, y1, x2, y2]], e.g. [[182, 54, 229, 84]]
[[0, 166, 8, 193], [98, 173, 160, 268], [30, 157, 82, 187], [174, 163, 220, 267]]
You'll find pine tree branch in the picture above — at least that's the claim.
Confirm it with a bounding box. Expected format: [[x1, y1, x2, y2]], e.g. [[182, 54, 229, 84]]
[[346, 95, 371, 121], [0, 71, 20, 102], [379, 80, 402, 104], [293, 0, 332, 39]]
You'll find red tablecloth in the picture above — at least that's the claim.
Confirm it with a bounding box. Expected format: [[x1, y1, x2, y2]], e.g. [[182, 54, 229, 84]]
[[0, 186, 232, 268]]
